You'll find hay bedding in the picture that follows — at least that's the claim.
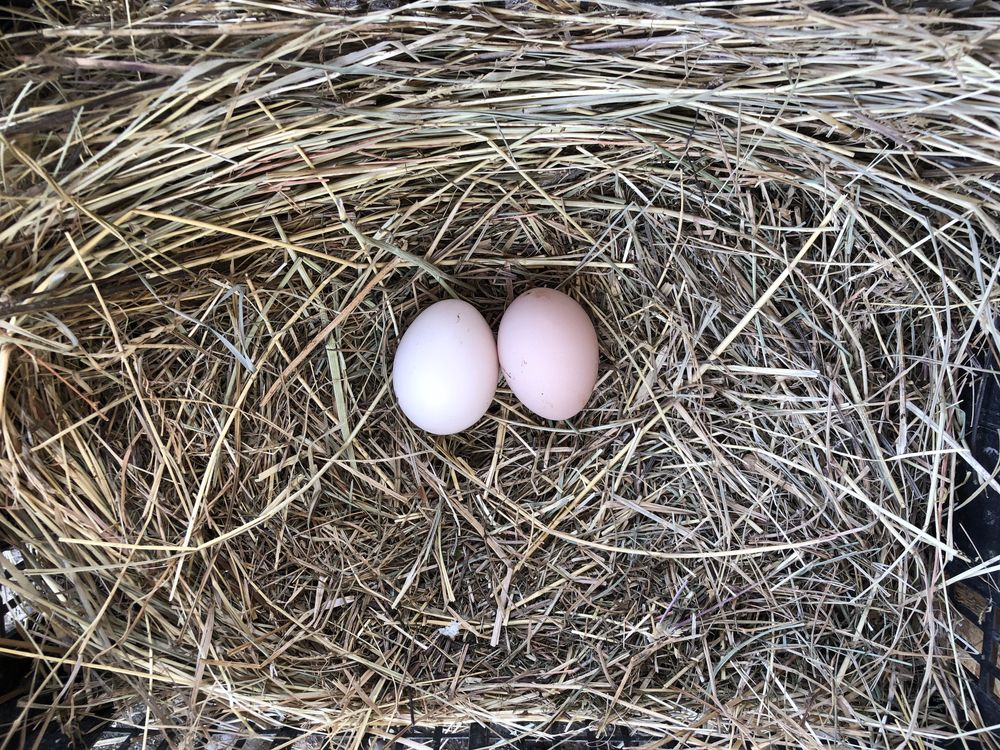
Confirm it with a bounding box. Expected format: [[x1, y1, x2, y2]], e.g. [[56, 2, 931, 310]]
[[1, 0, 999, 746]]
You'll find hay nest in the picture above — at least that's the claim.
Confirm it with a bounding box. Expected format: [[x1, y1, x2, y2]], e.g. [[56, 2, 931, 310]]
[[2, 0, 999, 746]]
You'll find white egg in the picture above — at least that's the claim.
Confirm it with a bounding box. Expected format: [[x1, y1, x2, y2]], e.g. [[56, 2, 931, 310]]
[[392, 299, 498, 435]]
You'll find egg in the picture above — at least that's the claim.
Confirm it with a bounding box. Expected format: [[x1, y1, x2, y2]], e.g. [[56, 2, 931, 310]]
[[497, 288, 599, 421], [392, 299, 498, 435]]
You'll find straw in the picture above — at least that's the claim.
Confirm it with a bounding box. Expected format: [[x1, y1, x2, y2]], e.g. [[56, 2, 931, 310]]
[[2, 0, 999, 747]]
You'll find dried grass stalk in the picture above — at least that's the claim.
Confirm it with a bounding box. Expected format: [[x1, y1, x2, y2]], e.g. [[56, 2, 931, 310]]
[[2, 0, 1000, 747]]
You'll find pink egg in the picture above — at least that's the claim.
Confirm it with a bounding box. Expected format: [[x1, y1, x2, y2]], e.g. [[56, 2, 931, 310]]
[[392, 299, 498, 435], [497, 288, 599, 421]]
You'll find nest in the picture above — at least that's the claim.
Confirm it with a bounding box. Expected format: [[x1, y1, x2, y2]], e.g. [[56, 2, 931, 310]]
[[2, 0, 999, 747]]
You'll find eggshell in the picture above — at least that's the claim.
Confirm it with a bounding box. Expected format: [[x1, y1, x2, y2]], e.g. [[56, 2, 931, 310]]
[[497, 288, 599, 420], [392, 299, 498, 435]]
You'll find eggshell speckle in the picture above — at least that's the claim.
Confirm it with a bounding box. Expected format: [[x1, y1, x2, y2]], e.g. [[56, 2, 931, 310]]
[[497, 288, 599, 421], [392, 299, 498, 435]]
